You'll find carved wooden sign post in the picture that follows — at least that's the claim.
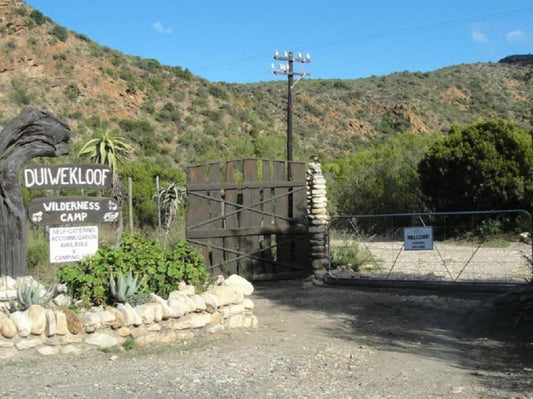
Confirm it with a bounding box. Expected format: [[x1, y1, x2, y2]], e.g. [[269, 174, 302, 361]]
[[0, 109, 121, 277], [27, 197, 120, 226], [22, 164, 112, 190], [22, 164, 115, 265], [0, 109, 71, 277]]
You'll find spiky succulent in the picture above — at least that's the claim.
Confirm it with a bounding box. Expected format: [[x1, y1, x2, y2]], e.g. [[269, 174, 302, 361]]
[[15, 279, 55, 311], [109, 271, 144, 304]]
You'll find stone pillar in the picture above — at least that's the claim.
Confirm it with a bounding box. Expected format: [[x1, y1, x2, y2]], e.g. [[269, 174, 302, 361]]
[[306, 156, 329, 273]]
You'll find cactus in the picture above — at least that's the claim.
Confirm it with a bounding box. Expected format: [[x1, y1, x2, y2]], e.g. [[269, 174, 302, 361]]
[[109, 271, 144, 303], [15, 279, 55, 311]]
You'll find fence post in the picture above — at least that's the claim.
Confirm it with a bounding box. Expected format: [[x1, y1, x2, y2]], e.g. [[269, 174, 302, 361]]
[[306, 156, 329, 273]]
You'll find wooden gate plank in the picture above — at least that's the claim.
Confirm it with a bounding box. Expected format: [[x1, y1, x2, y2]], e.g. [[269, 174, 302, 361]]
[[273, 161, 290, 273], [186, 165, 210, 268], [208, 163, 224, 275], [273, 161, 289, 228], [241, 159, 260, 276], [224, 161, 240, 274], [290, 162, 310, 271], [261, 160, 274, 274]]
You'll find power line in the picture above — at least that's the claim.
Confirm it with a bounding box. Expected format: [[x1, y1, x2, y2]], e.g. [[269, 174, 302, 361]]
[[304, 7, 533, 51], [192, 7, 533, 73]]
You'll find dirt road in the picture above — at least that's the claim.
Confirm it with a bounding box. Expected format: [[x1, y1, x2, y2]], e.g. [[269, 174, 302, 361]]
[[1, 279, 532, 398]]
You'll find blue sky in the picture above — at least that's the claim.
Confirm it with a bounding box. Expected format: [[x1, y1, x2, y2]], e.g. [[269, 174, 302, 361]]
[[25, 1, 533, 83]]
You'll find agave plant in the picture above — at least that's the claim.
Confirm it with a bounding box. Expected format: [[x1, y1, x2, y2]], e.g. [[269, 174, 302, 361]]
[[154, 182, 186, 234], [15, 279, 55, 311], [109, 271, 144, 304]]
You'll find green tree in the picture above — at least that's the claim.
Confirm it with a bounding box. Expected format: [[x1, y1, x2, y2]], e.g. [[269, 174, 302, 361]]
[[78, 128, 133, 175], [327, 132, 440, 215], [78, 129, 134, 245], [418, 120, 533, 211]]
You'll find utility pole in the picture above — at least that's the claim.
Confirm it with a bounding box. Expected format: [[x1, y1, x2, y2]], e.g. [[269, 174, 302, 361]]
[[272, 51, 310, 165]]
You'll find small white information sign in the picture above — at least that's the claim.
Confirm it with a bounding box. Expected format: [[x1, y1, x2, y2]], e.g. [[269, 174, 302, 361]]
[[49, 226, 98, 263], [404, 227, 433, 251]]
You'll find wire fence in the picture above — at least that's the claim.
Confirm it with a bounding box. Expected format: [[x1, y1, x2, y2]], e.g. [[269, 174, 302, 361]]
[[327, 210, 532, 284]]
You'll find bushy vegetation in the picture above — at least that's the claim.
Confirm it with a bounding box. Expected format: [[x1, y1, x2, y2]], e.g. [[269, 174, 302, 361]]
[[49, 24, 68, 42], [326, 132, 441, 215], [120, 158, 186, 228], [330, 241, 379, 271], [419, 120, 533, 212], [326, 121, 533, 219], [57, 234, 209, 307]]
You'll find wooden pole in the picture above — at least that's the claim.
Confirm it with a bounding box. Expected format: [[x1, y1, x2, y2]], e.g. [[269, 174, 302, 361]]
[[156, 176, 161, 237], [128, 177, 133, 233]]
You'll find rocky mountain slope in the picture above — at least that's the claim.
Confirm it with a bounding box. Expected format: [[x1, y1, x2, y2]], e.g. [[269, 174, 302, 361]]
[[0, 0, 531, 170]]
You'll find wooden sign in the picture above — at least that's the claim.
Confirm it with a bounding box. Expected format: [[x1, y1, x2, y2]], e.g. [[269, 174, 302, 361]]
[[28, 196, 120, 226], [22, 164, 112, 190]]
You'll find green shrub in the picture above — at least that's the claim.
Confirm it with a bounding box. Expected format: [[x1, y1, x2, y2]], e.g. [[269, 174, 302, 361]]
[[10, 78, 36, 105], [30, 10, 47, 25], [26, 36, 37, 51], [122, 335, 135, 351], [64, 83, 80, 101], [27, 231, 49, 269], [57, 234, 208, 307], [12, 6, 26, 16], [50, 24, 68, 42], [419, 120, 533, 211], [327, 132, 440, 215], [330, 241, 379, 271], [156, 102, 180, 123]]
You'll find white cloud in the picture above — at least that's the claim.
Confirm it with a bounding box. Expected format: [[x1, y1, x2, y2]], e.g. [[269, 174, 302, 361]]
[[471, 31, 487, 43], [506, 30, 524, 42], [153, 21, 173, 35]]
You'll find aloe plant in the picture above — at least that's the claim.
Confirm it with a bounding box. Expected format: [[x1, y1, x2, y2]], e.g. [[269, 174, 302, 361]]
[[109, 271, 144, 303], [15, 279, 55, 311]]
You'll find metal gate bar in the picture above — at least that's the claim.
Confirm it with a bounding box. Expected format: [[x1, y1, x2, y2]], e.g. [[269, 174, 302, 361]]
[[327, 210, 532, 286]]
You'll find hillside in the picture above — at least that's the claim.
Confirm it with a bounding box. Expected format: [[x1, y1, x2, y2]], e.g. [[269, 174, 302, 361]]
[[0, 0, 531, 172]]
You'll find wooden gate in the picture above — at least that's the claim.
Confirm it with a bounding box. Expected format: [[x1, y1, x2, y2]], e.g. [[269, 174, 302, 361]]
[[186, 159, 311, 280]]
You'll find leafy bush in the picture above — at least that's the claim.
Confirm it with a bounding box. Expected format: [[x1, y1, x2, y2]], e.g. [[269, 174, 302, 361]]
[[57, 234, 208, 307], [208, 84, 228, 100], [27, 230, 49, 269], [330, 241, 379, 271], [156, 102, 180, 123], [10, 78, 36, 105], [418, 120, 533, 211], [50, 24, 68, 42], [327, 132, 440, 215], [120, 158, 185, 227], [64, 83, 80, 101], [29, 10, 47, 25]]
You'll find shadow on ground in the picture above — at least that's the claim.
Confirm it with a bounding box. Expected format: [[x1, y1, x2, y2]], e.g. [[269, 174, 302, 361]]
[[252, 278, 533, 395]]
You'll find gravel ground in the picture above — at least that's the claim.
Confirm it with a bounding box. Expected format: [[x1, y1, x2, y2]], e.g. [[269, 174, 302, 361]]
[[1, 279, 532, 398]]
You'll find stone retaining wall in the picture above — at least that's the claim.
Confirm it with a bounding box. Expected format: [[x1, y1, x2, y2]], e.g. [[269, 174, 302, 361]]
[[0, 275, 257, 358]]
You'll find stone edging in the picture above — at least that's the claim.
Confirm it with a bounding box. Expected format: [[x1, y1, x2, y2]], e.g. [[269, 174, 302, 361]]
[[0, 275, 257, 358]]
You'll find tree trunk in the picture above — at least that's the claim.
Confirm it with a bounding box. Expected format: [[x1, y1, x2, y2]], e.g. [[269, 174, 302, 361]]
[[0, 109, 71, 277]]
